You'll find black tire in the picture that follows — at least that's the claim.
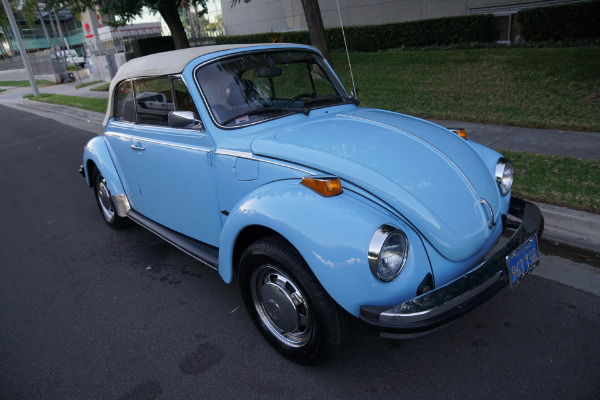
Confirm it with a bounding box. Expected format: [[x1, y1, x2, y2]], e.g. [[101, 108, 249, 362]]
[[92, 167, 129, 229], [239, 236, 348, 365]]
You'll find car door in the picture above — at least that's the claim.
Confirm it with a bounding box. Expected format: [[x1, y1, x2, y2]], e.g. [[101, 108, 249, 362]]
[[104, 79, 144, 211], [130, 76, 221, 247]]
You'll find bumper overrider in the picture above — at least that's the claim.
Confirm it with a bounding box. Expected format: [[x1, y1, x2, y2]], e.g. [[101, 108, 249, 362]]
[[360, 197, 544, 338]]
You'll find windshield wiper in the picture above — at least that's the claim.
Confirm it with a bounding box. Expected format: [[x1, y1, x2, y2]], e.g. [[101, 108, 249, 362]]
[[302, 94, 359, 107], [220, 106, 308, 126]]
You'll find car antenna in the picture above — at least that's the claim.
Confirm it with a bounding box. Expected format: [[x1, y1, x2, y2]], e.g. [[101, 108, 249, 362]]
[[335, 0, 357, 100]]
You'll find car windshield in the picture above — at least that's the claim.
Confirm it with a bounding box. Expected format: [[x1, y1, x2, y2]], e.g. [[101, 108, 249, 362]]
[[195, 50, 353, 127]]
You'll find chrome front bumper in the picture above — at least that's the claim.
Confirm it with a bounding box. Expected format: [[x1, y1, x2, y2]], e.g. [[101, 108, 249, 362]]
[[360, 198, 544, 338]]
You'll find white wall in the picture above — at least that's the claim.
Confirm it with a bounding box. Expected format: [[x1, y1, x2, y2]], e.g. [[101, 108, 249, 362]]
[[220, 0, 581, 35]]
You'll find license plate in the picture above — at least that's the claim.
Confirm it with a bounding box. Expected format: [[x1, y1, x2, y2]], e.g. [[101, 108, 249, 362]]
[[506, 235, 540, 288]]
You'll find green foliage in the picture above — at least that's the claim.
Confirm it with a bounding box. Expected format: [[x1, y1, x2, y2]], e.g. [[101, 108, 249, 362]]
[[75, 80, 103, 89], [216, 14, 493, 51], [90, 82, 110, 91], [330, 47, 600, 132], [0, 79, 54, 86], [518, 0, 600, 41], [501, 150, 600, 214], [131, 36, 176, 57], [23, 93, 108, 113]]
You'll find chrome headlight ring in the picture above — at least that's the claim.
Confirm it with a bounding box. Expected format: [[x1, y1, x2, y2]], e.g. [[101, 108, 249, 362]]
[[495, 157, 514, 196], [368, 225, 409, 282]]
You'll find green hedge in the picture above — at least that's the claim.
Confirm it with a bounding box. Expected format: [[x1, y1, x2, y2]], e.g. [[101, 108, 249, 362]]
[[216, 14, 494, 51], [518, 1, 600, 41], [131, 36, 176, 57]]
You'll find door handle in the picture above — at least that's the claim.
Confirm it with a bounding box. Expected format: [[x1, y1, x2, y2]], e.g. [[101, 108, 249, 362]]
[[131, 144, 145, 151]]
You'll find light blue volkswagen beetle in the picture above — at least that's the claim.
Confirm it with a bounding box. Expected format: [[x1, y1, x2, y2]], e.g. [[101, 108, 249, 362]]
[[80, 43, 543, 364]]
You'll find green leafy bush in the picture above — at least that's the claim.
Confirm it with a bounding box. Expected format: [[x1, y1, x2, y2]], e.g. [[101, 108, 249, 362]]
[[518, 1, 600, 41], [216, 14, 493, 51]]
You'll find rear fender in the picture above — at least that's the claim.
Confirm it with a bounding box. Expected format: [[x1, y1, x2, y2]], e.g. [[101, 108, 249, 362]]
[[218, 180, 432, 316]]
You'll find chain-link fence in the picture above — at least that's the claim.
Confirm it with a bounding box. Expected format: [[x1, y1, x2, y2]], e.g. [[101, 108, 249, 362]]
[[0, 48, 66, 75]]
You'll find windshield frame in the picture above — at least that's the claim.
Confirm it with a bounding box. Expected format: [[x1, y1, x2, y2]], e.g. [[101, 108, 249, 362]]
[[193, 48, 352, 130]]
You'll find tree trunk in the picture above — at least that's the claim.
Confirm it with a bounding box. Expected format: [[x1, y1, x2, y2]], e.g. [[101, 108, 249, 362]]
[[185, 2, 197, 44], [300, 0, 330, 62], [157, 2, 190, 49], [193, 3, 202, 45]]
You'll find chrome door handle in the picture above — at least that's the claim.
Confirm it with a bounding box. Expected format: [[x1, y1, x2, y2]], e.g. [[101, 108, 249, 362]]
[[131, 144, 145, 151]]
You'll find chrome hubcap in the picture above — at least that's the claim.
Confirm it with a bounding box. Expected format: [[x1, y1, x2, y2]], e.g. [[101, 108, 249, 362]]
[[250, 265, 312, 347], [97, 179, 114, 220]]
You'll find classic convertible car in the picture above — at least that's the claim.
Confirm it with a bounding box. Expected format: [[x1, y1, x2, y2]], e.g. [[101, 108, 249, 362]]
[[80, 43, 543, 364]]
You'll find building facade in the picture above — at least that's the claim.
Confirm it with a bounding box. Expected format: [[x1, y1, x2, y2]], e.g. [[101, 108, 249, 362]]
[[220, 0, 587, 42]]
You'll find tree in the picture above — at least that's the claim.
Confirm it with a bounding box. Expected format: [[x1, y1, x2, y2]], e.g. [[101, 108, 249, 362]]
[[231, 0, 330, 62], [44, 0, 207, 50]]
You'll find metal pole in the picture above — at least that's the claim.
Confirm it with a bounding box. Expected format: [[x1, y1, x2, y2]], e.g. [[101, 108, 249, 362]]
[[37, 7, 53, 50], [1, 0, 39, 96]]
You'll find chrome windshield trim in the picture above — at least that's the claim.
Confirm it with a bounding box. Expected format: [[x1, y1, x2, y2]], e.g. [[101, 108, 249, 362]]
[[192, 47, 351, 130], [339, 114, 479, 196]]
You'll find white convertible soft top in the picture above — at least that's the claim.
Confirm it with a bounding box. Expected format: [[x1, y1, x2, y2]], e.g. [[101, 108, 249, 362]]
[[103, 43, 309, 126]]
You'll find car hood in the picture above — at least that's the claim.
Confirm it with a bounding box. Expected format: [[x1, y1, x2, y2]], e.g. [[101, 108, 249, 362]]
[[251, 108, 502, 261]]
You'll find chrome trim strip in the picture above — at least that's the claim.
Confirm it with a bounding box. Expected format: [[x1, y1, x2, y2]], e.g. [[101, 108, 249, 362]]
[[479, 198, 495, 229], [214, 149, 314, 174], [339, 114, 478, 195], [104, 132, 211, 152], [215, 149, 254, 158]]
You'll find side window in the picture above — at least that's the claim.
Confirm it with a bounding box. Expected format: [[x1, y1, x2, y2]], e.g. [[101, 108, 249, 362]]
[[114, 80, 135, 123], [133, 77, 173, 126], [172, 77, 199, 117]]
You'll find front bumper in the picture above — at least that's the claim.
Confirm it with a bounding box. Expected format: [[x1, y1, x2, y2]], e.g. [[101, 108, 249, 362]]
[[360, 197, 543, 338]]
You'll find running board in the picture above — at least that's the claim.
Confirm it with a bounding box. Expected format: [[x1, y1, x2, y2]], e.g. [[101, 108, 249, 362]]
[[128, 210, 219, 271]]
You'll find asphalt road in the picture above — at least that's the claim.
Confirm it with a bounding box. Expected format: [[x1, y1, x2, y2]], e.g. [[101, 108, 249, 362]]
[[1, 104, 599, 400]]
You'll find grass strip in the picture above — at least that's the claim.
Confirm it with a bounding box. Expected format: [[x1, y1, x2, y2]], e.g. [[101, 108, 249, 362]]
[[501, 150, 600, 214], [90, 82, 110, 91], [24, 93, 108, 114], [0, 80, 54, 87], [332, 47, 600, 132], [76, 80, 103, 89]]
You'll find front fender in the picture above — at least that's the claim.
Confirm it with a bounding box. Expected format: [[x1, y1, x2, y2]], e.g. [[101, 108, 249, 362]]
[[83, 136, 126, 200], [218, 180, 432, 316]]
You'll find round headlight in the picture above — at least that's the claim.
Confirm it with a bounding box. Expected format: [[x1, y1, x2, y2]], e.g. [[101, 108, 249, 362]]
[[368, 226, 409, 282], [495, 158, 514, 196]]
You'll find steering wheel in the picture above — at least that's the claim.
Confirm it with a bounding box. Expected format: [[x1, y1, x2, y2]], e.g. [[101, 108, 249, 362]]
[[284, 93, 313, 108]]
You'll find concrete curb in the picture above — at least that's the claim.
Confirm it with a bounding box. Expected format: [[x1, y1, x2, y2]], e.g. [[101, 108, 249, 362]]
[[534, 202, 600, 254], [19, 98, 104, 126]]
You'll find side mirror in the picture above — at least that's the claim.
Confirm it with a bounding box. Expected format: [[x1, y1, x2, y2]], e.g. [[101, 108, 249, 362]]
[[168, 111, 204, 130]]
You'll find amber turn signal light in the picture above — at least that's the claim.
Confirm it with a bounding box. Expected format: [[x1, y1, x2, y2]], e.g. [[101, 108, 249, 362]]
[[448, 128, 467, 140], [301, 176, 343, 197]]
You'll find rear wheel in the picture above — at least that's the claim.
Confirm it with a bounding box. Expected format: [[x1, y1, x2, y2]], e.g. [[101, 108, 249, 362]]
[[92, 168, 129, 229], [239, 236, 347, 364]]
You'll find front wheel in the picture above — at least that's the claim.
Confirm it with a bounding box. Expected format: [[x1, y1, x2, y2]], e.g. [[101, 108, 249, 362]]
[[239, 236, 347, 364], [92, 168, 129, 229]]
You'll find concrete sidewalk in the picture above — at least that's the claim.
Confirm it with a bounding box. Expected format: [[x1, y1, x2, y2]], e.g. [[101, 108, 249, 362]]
[[1, 81, 599, 253]]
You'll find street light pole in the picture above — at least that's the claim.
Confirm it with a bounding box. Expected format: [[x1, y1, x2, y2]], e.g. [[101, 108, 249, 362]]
[[1, 0, 39, 96]]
